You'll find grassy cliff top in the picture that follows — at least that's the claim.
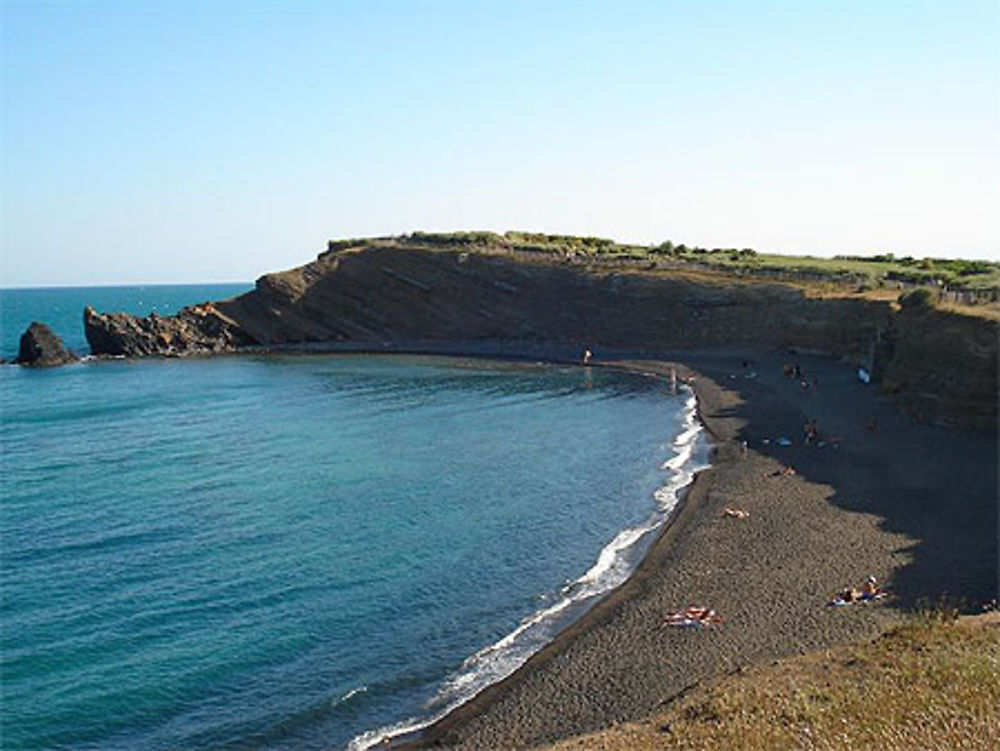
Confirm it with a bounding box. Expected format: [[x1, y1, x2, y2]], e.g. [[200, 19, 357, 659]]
[[324, 231, 1000, 295]]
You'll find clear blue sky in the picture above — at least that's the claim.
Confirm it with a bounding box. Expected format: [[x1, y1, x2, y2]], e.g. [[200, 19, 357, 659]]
[[2, 0, 997, 285]]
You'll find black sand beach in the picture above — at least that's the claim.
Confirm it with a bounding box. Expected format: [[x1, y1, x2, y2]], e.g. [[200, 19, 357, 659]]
[[401, 347, 998, 750]]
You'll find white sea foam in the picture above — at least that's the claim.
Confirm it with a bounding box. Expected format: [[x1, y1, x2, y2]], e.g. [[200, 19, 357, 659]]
[[673, 425, 701, 446], [338, 686, 368, 704], [662, 444, 693, 470], [350, 384, 710, 751], [348, 714, 437, 751]]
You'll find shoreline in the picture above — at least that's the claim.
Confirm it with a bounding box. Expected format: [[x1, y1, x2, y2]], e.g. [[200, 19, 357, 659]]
[[76, 340, 990, 750], [383, 346, 996, 750], [389, 358, 739, 750], [14, 339, 996, 749], [350, 363, 713, 750]]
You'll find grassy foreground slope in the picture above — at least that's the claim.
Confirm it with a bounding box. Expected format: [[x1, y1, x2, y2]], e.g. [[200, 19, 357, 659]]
[[537, 611, 1000, 751]]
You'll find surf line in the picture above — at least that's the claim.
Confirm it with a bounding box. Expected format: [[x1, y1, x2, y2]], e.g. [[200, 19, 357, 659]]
[[349, 382, 711, 751]]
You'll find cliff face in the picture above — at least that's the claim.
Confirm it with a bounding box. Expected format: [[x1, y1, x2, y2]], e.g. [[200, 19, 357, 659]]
[[879, 296, 998, 428], [210, 246, 889, 358], [83, 243, 997, 426]]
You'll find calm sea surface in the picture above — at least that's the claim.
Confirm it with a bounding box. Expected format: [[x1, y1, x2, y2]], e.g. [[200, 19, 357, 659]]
[[0, 286, 707, 749]]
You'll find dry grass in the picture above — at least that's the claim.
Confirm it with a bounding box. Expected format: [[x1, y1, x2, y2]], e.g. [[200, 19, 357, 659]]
[[539, 610, 1000, 751], [935, 300, 1000, 321]]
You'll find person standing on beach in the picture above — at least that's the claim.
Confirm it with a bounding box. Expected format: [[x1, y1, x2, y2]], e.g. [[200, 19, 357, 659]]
[[804, 418, 818, 445]]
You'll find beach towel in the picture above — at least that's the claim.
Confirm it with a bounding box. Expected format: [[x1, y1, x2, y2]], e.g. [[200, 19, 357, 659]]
[[664, 606, 723, 628], [828, 591, 888, 607]]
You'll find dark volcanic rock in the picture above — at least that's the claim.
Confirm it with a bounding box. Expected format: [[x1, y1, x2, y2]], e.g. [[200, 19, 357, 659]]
[[84, 304, 257, 357], [16, 322, 77, 366]]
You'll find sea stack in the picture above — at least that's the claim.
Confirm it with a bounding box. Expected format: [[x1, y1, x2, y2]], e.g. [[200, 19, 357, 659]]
[[16, 322, 77, 367]]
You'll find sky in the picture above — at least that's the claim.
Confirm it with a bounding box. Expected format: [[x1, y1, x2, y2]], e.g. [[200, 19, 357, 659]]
[[2, 0, 998, 286]]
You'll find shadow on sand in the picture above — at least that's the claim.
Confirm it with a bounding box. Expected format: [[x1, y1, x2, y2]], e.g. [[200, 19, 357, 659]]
[[684, 349, 998, 613]]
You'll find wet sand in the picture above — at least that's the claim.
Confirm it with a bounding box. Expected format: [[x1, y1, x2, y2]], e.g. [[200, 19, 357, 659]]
[[400, 347, 998, 750]]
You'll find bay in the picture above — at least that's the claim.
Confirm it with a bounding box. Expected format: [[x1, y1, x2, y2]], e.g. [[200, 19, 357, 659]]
[[0, 287, 706, 749]]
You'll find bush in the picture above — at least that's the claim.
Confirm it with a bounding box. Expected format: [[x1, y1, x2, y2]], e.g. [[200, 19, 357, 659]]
[[326, 238, 370, 252], [953, 260, 993, 277], [886, 269, 953, 285], [410, 231, 503, 247], [899, 287, 935, 309]]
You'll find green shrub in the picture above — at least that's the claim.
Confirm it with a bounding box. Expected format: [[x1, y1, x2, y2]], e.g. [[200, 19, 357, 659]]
[[409, 231, 503, 247]]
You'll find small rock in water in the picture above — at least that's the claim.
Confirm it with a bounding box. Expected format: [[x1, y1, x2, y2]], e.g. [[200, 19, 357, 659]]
[[16, 322, 77, 367]]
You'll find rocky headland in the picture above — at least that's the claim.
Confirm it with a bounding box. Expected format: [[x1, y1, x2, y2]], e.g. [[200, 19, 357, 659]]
[[81, 234, 997, 428]]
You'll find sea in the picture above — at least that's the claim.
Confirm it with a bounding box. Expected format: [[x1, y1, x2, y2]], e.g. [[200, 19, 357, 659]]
[[0, 285, 709, 750]]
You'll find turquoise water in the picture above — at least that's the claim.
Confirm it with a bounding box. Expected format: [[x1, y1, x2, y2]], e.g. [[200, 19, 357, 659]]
[[1, 288, 707, 750]]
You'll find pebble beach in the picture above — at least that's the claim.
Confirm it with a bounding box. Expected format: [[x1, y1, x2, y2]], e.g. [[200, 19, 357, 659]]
[[403, 348, 998, 750]]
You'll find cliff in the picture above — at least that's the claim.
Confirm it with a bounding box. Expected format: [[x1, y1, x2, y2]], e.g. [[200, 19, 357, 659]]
[[83, 237, 998, 427], [877, 291, 998, 427]]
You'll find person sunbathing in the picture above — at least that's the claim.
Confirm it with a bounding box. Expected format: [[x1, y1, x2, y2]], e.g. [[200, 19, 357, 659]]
[[664, 606, 723, 627], [723, 507, 750, 518], [861, 575, 880, 598], [830, 576, 886, 606], [836, 587, 863, 603]]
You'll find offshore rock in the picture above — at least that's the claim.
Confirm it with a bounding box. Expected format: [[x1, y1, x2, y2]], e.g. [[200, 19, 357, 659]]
[[16, 322, 77, 366], [84, 303, 256, 357]]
